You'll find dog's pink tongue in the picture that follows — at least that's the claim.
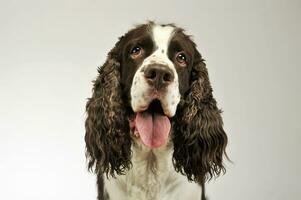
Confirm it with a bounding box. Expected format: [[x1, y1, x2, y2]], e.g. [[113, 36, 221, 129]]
[[135, 112, 170, 148]]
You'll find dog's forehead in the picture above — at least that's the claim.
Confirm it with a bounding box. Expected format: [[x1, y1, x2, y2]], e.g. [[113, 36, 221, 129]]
[[151, 24, 175, 52]]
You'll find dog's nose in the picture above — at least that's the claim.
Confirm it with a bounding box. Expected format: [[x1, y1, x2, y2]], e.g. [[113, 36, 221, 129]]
[[144, 64, 174, 89]]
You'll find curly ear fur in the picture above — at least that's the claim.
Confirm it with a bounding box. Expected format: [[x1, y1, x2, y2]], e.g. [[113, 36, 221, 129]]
[[85, 48, 132, 177], [172, 54, 228, 183]]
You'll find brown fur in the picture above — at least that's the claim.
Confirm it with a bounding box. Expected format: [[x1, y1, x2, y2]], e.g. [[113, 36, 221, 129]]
[[85, 53, 132, 177], [172, 51, 228, 182]]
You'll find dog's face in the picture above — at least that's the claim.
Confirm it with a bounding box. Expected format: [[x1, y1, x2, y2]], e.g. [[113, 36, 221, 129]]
[[85, 22, 227, 181], [115, 23, 197, 148]]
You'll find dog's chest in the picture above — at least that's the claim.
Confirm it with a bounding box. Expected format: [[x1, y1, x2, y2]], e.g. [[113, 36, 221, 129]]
[[104, 145, 202, 200]]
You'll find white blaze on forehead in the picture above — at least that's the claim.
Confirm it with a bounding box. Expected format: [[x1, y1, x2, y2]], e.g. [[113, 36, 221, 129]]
[[151, 25, 175, 53]]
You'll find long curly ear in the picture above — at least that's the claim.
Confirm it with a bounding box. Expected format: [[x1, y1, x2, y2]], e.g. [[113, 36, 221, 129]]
[[172, 53, 228, 183], [85, 46, 132, 177]]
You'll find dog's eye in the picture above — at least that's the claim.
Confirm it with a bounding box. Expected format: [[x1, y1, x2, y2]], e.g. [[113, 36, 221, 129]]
[[175, 52, 187, 67], [130, 46, 143, 59]]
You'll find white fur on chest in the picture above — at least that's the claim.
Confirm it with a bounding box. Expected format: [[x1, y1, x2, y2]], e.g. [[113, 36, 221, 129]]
[[104, 143, 201, 200]]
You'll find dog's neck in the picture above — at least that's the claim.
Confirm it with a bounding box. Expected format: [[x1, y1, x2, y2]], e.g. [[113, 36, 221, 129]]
[[130, 142, 174, 199], [104, 141, 176, 200], [104, 140, 202, 200]]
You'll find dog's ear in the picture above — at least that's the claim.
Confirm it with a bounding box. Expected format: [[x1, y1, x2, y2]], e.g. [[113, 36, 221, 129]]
[[172, 50, 228, 182], [85, 38, 132, 177]]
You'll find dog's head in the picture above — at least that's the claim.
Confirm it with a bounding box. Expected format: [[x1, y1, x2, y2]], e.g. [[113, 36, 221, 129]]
[[85, 22, 227, 182]]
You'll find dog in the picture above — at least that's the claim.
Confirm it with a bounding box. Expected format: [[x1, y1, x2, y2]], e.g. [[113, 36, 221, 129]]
[[85, 21, 228, 200]]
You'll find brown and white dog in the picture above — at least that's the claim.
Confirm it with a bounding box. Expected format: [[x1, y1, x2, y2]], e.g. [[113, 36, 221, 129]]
[[85, 22, 228, 200]]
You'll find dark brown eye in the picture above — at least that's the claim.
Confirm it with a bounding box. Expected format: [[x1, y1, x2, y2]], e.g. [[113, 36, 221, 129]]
[[175, 52, 188, 67], [130, 46, 143, 59]]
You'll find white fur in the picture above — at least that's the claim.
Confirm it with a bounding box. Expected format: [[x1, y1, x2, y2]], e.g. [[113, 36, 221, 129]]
[[130, 24, 181, 117], [104, 142, 202, 200]]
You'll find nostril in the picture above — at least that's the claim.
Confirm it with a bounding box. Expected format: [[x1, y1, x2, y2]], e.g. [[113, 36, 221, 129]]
[[145, 68, 157, 80], [163, 73, 172, 82], [149, 70, 156, 80]]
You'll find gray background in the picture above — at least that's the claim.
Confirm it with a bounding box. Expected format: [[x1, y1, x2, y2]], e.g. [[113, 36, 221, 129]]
[[0, 0, 300, 199]]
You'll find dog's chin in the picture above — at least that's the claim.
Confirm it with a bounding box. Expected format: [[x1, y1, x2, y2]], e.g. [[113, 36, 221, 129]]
[[129, 100, 172, 149]]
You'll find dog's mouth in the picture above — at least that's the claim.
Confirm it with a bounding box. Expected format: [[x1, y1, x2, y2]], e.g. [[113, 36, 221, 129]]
[[130, 100, 171, 148]]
